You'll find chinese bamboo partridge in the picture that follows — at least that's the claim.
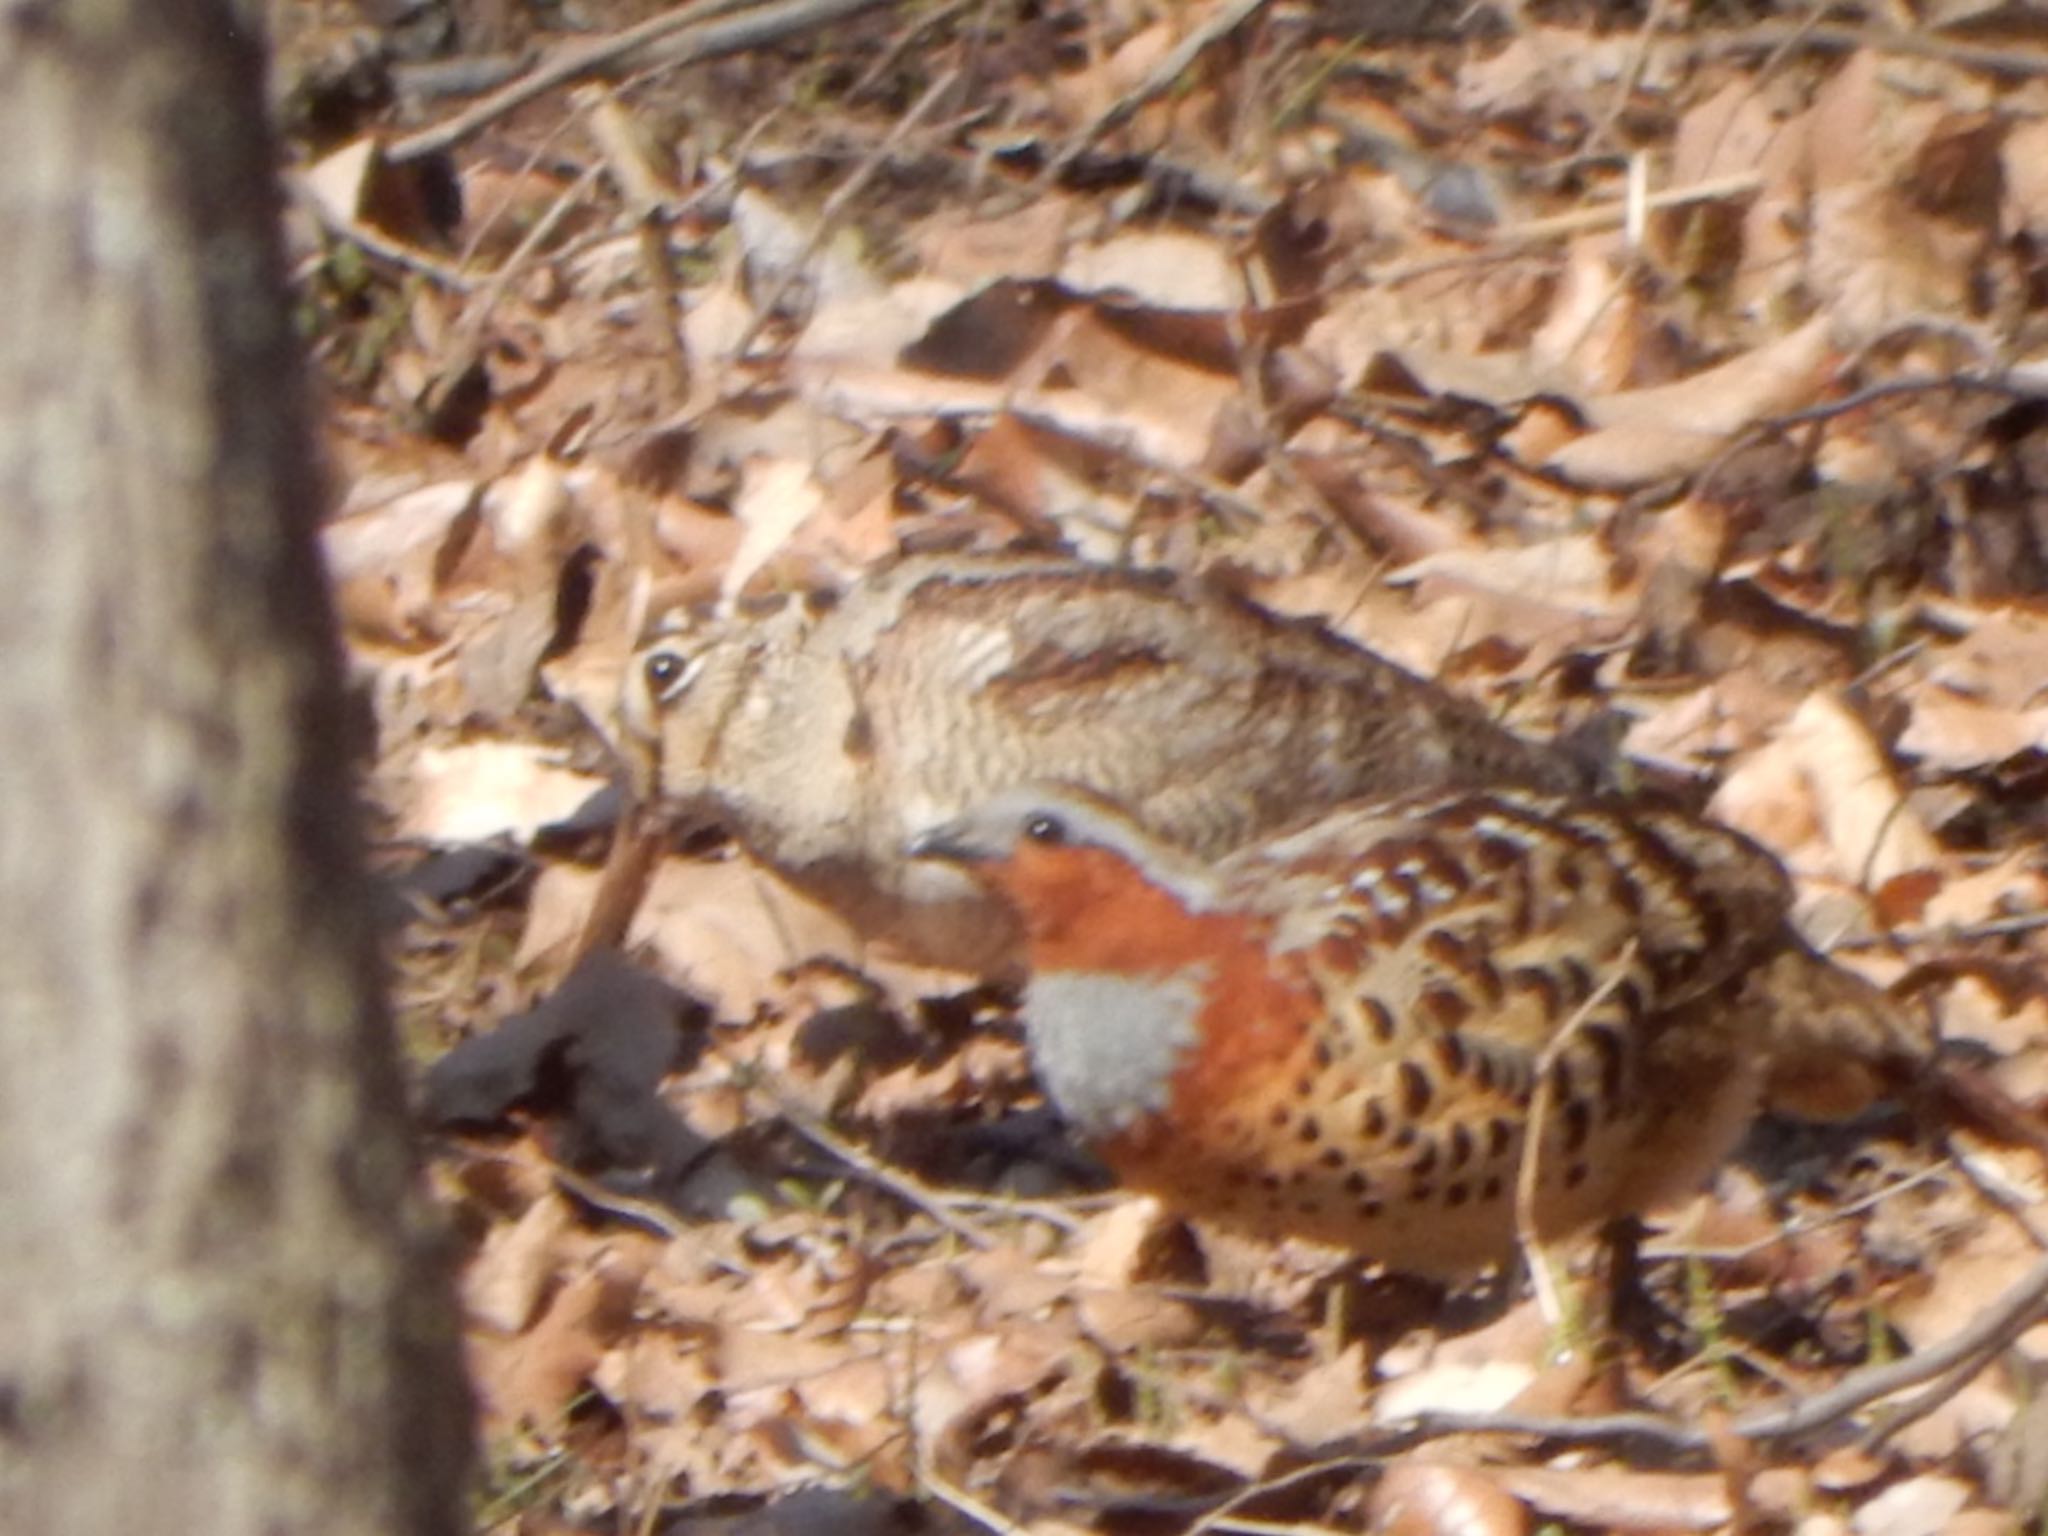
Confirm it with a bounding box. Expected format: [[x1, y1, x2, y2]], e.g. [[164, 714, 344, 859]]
[[911, 786, 1927, 1275], [617, 550, 1597, 973]]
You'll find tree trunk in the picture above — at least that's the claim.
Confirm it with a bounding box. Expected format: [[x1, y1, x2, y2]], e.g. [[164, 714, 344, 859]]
[[0, 5, 472, 1533]]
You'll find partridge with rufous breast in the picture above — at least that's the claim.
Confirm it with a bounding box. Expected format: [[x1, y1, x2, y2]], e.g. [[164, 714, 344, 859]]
[[912, 786, 1927, 1276]]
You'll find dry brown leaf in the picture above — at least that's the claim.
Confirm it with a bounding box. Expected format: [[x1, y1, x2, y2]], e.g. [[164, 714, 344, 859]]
[[1849, 1475, 1975, 1536], [1372, 1351, 1536, 1423], [1059, 229, 1248, 310], [1367, 1461, 1530, 1536], [1247, 1342, 1374, 1445], [1781, 691, 1943, 887], [396, 740, 608, 846], [470, 1245, 648, 1433], [1922, 603, 2048, 708], [1670, 75, 1791, 187], [1937, 977, 2048, 1058], [2003, 117, 2048, 241], [324, 481, 477, 646], [465, 1189, 578, 1334], [1390, 535, 1632, 623], [1494, 1464, 1734, 1532], [628, 853, 861, 1021], [1073, 1288, 1204, 1355], [1529, 237, 1653, 396], [1074, 1198, 1186, 1289], [1919, 851, 2048, 933], [914, 200, 1073, 286], [1548, 317, 1835, 485]]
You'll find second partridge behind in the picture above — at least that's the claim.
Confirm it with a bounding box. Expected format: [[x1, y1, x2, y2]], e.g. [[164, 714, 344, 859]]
[[616, 550, 1596, 973]]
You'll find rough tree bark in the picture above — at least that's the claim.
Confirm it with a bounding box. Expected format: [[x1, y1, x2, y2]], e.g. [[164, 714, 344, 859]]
[[0, 4, 471, 1533]]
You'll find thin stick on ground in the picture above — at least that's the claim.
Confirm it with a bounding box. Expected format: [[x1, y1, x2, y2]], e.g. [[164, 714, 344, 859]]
[[388, 0, 904, 163], [1514, 941, 1641, 1333], [727, 66, 964, 360], [1038, 0, 1276, 189]]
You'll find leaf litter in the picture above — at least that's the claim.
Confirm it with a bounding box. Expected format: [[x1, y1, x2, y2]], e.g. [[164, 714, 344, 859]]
[[277, 1, 2048, 1530]]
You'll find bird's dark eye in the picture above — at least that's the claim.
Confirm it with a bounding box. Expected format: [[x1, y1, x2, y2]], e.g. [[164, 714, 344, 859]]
[[642, 649, 696, 701], [1023, 813, 1068, 845]]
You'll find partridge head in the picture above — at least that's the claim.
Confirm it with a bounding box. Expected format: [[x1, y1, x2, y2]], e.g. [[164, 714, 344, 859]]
[[617, 551, 1598, 973], [913, 786, 1927, 1276]]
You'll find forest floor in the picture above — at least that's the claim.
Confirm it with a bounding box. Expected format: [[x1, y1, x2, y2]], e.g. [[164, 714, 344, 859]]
[[283, 2, 2048, 1532]]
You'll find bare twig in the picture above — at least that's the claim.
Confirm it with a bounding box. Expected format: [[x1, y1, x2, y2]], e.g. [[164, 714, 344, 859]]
[[1040, 0, 1276, 186], [1515, 942, 1640, 1332], [388, 0, 904, 164], [1695, 20, 2048, 79], [775, 1099, 998, 1250], [1491, 171, 1762, 243], [1831, 907, 2048, 952], [291, 181, 475, 290], [1394, 1248, 2048, 1456], [729, 66, 963, 359]]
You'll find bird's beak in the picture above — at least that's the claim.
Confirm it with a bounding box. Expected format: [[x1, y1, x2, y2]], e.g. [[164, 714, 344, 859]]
[[906, 818, 986, 864]]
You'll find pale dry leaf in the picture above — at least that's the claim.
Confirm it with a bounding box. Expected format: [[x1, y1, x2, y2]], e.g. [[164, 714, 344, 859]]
[[1937, 976, 2048, 1058], [1457, 27, 1673, 116], [1810, 181, 1989, 341], [712, 1319, 874, 1395], [1592, 316, 1834, 433], [511, 862, 598, 976], [299, 135, 380, 225], [1780, 691, 1942, 888], [1922, 603, 2048, 708], [1390, 535, 1631, 622], [1059, 229, 1248, 310], [680, 269, 758, 374], [628, 853, 861, 1021], [796, 276, 968, 369], [1372, 1355, 1535, 1423], [590, 1329, 720, 1428], [1366, 1461, 1529, 1536], [918, 1319, 1076, 1446], [465, 1189, 577, 1334], [481, 455, 574, 559], [2002, 117, 2048, 241], [1880, 1219, 2038, 1463], [1622, 685, 1751, 772], [721, 457, 828, 608], [1072, 1287, 1204, 1355], [1897, 689, 2048, 769], [1074, 1197, 1181, 1289], [914, 199, 1072, 285], [1541, 420, 1731, 487], [1548, 316, 1834, 485], [324, 480, 477, 646], [1495, 1465, 1733, 1532], [1045, 16, 1175, 126], [1530, 237, 1650, 395], [1940, 1513, 2027, 1536], [954, 1241, 1081, 1323], [1028, 306, 1238, 461], [729, 185, 880, 309], [398, 740, 608, 845], [456, 595, 566, 723], [1670, 75, 1788, 187], [1249, 1341, 1374, 1446], [1162, 1410, 1283, 1481], [470, 1249, 646, 1433], [787, 1354, 904, 1466], [1850, 1475, 1974, 1536]]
